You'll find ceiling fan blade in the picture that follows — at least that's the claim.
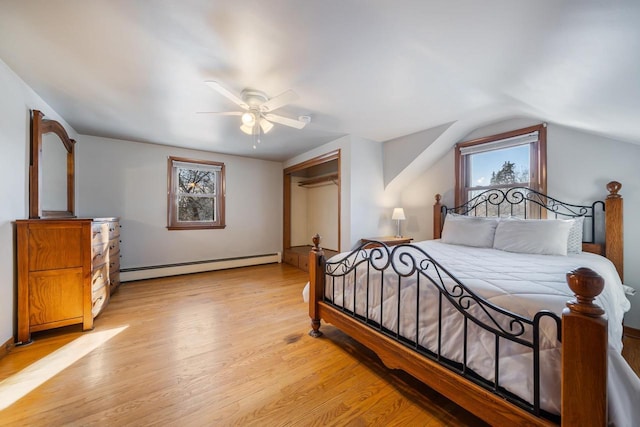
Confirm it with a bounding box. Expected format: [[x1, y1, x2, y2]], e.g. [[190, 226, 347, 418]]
[[264, 113, 307, 129], [196, 111, 243, 115], [205, 81, 249, 109], [260, 89, 298, 112]]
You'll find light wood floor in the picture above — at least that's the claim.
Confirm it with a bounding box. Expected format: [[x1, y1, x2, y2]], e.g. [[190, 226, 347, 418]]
[[1, 263, 638, 426]]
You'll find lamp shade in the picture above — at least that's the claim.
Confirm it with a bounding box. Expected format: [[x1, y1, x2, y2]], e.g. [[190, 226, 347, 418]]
[[240, 123, 254, 135], [392, 208, 406, 221], [259, 118, 274, 134]]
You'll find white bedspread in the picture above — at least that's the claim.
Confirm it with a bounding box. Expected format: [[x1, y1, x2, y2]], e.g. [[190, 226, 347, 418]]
[[323, 240, 632, 416]]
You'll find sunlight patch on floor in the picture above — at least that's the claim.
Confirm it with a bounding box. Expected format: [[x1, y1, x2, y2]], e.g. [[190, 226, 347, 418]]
[[0, 326, 128, 410]]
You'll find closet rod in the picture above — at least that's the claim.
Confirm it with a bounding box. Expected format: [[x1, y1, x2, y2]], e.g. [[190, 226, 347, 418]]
[[298, 173, 338, 187]]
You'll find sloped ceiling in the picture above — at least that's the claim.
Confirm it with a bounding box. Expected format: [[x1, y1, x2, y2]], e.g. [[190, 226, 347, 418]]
[[0, 0, 639, 161]]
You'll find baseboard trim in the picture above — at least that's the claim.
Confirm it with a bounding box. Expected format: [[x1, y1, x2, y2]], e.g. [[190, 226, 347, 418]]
[[0, 336, 14, 360], [120, 252, 282, 282], [624, 325, 640, 340]]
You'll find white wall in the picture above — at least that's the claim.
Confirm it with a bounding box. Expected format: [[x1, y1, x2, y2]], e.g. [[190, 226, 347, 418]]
[[400, 118, 640, 329], [0, 58, 78, 345], [76, 135, 283, 269], [383, 121, 453, 187], [349, 136, 390, 245], [547, 125, 640, 329], [400, 149, 455, 240]]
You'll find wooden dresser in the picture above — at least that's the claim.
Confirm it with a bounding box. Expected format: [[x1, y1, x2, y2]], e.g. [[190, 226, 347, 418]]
[[16, 217, 120, 344]]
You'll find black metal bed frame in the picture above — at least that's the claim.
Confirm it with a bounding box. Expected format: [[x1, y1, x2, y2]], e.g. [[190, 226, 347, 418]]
[[445, 186, 605, 243], [321, 187, 605, 422]]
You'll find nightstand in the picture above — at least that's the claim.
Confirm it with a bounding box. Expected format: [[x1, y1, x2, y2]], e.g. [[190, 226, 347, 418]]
[[361, 236, 413, 248]]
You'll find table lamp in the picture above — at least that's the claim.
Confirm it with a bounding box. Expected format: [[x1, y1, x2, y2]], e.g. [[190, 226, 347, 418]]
[[392, 208, 406, 238]]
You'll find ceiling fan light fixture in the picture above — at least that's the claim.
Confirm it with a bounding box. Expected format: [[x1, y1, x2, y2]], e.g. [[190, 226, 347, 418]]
[[241, 112, 256, 126], [259, 118, 274, 134], [240, 123, 254, 135], [205, 81, 308, 146]]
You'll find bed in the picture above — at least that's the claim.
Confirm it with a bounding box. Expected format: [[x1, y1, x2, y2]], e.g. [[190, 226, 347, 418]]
[[307, 181, 632, 426]]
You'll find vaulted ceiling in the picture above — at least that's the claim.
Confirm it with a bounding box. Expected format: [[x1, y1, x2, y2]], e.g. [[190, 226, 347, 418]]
[[1, 0, 639, 161]]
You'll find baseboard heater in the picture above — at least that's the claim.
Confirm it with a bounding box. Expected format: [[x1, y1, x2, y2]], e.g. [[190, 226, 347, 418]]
[[120, 252, 281, 282]]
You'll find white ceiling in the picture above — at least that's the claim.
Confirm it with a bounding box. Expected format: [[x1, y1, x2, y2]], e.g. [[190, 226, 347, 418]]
[[1, 0, 639, 161]]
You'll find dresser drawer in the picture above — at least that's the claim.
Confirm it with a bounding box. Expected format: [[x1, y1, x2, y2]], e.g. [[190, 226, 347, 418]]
[[91, 222, 109, 245], [28, 268, 84, 326], [91, 280, 108, 317], [92, 243, 108, 267], [91, 263, 108, 291], [107, 237, 120, 254], [107, 221, 120, 240]]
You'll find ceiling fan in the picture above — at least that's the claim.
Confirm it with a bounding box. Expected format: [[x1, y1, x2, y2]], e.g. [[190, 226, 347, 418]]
[[203, 81, 310, 137]]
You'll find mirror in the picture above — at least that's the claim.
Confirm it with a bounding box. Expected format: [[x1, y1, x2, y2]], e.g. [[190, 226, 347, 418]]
[[41, 132, 69, 211], [29, 109, 76, 218]]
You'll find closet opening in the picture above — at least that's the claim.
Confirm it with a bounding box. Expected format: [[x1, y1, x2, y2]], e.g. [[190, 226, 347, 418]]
[[283, 150, 340, 271]]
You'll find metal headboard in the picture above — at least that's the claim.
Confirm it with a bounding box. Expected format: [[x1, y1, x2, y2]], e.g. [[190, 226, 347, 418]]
[[440, 187, 604, 244]]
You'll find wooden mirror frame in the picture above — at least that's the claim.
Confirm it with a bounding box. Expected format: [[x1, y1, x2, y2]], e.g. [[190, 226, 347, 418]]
[[29, 109, 76, 218]]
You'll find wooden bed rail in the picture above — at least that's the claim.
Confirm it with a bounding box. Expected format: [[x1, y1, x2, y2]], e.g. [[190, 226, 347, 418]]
[[308, 240, 609, 426]]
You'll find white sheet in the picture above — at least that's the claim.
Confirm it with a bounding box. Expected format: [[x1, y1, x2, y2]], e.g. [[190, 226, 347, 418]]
[[323, 240, 632, 417]]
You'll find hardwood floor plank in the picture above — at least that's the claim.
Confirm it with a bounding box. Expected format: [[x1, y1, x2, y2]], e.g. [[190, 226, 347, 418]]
[[1, 263, 636, 426]]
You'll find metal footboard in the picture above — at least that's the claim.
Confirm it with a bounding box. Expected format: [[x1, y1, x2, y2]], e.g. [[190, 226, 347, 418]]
[[323, 241, 562, 421]]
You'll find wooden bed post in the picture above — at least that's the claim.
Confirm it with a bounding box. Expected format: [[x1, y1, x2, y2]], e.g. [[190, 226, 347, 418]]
[[433, 194, 443, 239], [605, 181, 623, 282], [561, 267, 607, 427], [309, 234, 325, 338]]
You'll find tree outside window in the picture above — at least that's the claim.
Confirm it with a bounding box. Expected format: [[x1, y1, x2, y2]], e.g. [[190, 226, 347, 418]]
[[167, 157, 225, 229]]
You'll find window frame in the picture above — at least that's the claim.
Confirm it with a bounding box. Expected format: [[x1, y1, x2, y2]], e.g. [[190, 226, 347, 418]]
[[167, 156, 226, 230], [455, 124, 547, 207]]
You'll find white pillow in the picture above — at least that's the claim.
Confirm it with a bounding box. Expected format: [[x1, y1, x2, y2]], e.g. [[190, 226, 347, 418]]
[[441, 214, 499, 248], [567, 216, 584, 254], [499, 215, 584, 254], [493, 219, 574, 255]]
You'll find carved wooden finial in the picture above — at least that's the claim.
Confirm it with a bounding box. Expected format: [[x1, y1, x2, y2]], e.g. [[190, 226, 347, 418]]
[[312, 234, 321, 251], [435, 194, 441, 204], [566, 267, 605, 317], [606, 181, 622, 198]]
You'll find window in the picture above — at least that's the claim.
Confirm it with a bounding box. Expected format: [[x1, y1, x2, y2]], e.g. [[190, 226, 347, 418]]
[[167, 157, 225, 230], [455, 124, 547, 210]]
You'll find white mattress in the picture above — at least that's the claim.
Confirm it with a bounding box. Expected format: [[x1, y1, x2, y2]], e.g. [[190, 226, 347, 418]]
[[324, 240, 631, 416]]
